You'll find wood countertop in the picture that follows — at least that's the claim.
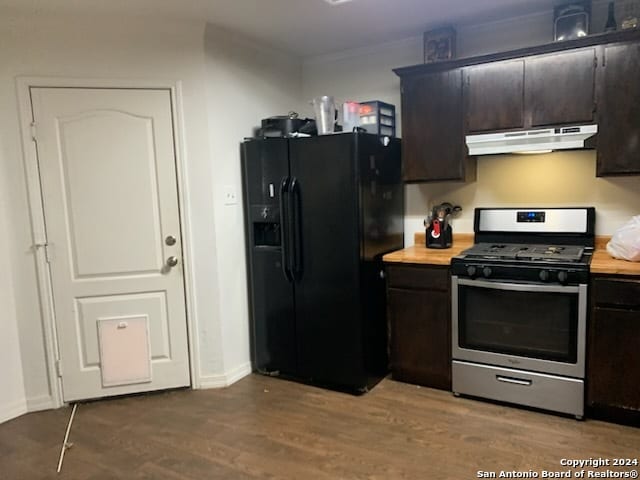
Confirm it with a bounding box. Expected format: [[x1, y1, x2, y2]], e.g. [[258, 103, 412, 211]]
[[383, 233, 474, 266], [384, 234, 640, 277], [591, 237, 640, 276]]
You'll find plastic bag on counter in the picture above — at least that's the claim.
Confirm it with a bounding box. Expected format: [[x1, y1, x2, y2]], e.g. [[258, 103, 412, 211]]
[[606, 215, 640, 262]]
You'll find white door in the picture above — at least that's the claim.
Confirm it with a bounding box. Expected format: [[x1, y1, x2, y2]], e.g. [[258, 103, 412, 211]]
[[31, 87, 190, 402]]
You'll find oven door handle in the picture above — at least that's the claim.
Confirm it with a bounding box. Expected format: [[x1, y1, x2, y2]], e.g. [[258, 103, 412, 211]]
[[496, 375, 532, 386], [456, 278, 580, 294]]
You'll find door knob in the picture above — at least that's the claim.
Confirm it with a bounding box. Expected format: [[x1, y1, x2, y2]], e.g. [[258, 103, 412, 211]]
[[166, 256, 179, 268]]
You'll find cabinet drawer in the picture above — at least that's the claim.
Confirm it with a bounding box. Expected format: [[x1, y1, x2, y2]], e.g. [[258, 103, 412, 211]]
[[593, 277, 640, 308], [453, 361, 584, 417], [386, 265, 449, 291]]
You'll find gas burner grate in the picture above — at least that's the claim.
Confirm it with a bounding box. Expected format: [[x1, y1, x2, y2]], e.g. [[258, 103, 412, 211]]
[[462, 243, 585, 263], [516, 245, 584, 262]]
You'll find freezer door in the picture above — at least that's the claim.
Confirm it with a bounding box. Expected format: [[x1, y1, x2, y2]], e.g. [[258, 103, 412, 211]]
[[289, 134, 364, 388], [242, 138, 289, 207], [241, 139, 296, 375], [247, 249, 297, 375]]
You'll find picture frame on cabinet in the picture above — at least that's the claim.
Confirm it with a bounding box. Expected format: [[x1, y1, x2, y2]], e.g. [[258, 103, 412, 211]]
[[554, 1, 591, 41], [423, 26, 456, 63]]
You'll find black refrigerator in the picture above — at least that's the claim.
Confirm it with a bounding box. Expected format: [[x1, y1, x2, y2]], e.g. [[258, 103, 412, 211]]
[[241, 132, 403, 393]]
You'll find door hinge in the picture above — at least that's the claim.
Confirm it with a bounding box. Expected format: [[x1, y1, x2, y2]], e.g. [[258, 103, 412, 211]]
[[30, 121, 37, 142], [55, 359, 63, 378], [34, 242, 53, 263], [44, 243, 53, 263]]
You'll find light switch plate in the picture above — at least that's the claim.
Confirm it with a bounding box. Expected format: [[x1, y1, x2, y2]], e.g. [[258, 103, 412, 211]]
[[223, 185, 237, 205]]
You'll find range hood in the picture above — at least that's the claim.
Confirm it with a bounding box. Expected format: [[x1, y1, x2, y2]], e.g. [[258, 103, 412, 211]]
[[466, 124, 598, 156]]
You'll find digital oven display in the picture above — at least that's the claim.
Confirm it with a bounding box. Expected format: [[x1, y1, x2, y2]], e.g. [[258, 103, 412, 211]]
[[517, 211, 546, 223]]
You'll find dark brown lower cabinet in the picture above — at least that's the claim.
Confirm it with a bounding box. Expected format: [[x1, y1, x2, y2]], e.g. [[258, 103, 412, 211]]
[[587, 276, 640, 426], [386, 264, 451, 390]]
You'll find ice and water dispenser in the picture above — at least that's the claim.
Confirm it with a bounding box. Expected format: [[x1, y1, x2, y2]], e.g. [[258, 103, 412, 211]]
[[251, 203, 281, 247], [242, 138, 289, 252]]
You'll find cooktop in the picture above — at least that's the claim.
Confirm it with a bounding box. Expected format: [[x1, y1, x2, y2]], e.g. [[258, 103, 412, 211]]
[[461, 243, 586, 263]]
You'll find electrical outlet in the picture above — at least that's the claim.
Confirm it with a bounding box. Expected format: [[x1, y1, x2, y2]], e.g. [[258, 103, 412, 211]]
[[223, 185, 237, 205]]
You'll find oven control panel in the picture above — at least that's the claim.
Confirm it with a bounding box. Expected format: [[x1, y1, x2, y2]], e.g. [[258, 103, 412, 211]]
[[452, 262, 589, 285]]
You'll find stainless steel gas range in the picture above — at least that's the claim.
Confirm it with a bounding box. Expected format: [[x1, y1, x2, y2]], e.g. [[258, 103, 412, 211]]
[[450, 207, 595, 419]]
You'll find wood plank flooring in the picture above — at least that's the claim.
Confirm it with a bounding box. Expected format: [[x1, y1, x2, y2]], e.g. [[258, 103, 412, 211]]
[[0, 374, 638, 479]]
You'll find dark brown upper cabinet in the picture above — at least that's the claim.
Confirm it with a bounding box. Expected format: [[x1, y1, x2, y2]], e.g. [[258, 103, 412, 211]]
[[464, 49, 596, 133], [525, 48, 596, 127], [596, 42, 640, 176], [394, 29, 640, 182], [464, 60, 525, 133], [400, 69, 466, 182]]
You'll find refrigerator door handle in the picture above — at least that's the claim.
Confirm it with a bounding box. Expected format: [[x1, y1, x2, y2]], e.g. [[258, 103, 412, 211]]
[[279, 177, 293, 282], [290, 177, 303, 280]]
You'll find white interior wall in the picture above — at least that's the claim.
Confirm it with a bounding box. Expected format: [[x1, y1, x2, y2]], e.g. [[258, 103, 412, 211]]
[[0, 11, 305, 423], [302, 36, 423, 240], [0, 135, 27, 423], [302, 3, 636, 243], [0, 12, 225, 417], [203, 25, 303, 385], [1, 1, 635, 425]]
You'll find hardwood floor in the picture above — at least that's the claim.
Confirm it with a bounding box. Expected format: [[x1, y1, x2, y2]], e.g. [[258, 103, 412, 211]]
[[1, 375, 638, 479]]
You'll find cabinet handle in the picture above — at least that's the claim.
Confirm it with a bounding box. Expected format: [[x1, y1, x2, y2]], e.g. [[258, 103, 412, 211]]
[[496, 375, 532, 386]]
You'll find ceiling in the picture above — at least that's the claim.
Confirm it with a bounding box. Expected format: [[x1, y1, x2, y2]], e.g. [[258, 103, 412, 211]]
[[2, 0, 557, 57]]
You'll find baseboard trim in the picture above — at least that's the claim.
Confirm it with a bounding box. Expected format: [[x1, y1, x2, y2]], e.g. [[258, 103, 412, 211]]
[[198, 362, 252, 389], [225, 362, 252, 386], [26, 394, 55, 413], [0, 399, 28, 424]]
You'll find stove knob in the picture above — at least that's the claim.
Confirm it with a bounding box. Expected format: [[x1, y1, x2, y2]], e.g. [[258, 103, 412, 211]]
[[539, 270, 550, 282], [482, 266, 493, 278], [466, 265, 477, 278], [557, 271, 569, 284]]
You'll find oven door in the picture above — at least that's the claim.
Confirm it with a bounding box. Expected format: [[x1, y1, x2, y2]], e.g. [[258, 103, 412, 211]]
[[452, 276, 586, 378]]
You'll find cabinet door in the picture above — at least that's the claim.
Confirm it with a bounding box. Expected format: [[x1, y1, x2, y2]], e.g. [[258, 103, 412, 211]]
[[401, 70, 466, 182], [587, 306, 640, 413], [465, 60, 524, 133], [525, 48, 596, 127], [388, 287, 451, 390], [596, 42, 640, 176]]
